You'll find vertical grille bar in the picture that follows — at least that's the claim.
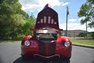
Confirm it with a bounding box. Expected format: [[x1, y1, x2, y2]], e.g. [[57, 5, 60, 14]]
[[49, 42, 56, 55], [39, 41, 56, 56], [39, 41, 45, 55]]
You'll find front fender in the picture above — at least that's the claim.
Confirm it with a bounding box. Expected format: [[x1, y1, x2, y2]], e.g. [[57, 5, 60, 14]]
[[21, 35, 32, 45], [57, 36, 71, 43]]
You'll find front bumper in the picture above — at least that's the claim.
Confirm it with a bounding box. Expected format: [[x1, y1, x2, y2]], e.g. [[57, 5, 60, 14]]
[[34, 54, 60, 59]]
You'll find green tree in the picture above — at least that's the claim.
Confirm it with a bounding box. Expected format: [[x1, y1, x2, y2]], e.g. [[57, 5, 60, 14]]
[[0, 0, 35, 40], [22, 15, 35, 35], [78, 0, 94, 27], [78, 0, 94, 38]]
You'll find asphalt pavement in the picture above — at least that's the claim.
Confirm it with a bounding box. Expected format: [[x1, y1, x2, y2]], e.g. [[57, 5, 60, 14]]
[[0, 41, 94, 63]]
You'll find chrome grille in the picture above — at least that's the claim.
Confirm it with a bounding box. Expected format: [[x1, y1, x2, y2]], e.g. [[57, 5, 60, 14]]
[[39, 41, 56, 56]]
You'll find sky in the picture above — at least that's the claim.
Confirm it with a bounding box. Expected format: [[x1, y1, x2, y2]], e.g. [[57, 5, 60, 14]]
[[19, 0, 94, 32]]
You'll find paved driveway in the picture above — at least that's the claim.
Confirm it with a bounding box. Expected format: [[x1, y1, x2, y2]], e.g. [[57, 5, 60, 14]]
[[0, 41, 94, 63]]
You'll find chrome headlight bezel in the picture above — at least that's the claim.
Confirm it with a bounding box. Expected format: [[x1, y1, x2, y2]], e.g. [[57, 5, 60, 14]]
[[64, 42, 70, 47], [24, 41, 30, 46]]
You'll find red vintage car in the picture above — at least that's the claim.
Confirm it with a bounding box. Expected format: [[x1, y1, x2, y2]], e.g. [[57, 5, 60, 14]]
[[21, 4, 72, 60]]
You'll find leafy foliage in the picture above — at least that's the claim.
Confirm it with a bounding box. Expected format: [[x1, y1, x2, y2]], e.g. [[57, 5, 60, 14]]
[[0, 0, 35, 40], [78, 0, 94, 28]]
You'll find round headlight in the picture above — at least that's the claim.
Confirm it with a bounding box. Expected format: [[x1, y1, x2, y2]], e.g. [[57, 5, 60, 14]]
[[64, 42, 70, 47], [24, 41, 30, 46]]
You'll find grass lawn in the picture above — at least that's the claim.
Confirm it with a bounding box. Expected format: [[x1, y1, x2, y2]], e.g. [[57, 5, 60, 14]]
[[70, 37, 94, 47]]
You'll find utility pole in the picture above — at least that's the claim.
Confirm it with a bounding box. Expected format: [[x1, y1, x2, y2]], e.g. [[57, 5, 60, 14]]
[[65, 6, 69, 36]]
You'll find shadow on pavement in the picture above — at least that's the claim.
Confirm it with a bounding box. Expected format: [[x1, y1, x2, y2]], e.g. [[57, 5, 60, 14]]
[[92, 60, 94, 63], [13, 57, 70, 63], [0, 58, 3, 63]]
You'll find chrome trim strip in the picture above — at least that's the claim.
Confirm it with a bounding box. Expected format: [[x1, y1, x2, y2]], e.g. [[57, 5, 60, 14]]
[[34, 54, 60, 58]]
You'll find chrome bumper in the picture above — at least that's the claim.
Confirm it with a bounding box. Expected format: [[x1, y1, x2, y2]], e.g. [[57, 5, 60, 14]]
[[34, 54, 60, 58]]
